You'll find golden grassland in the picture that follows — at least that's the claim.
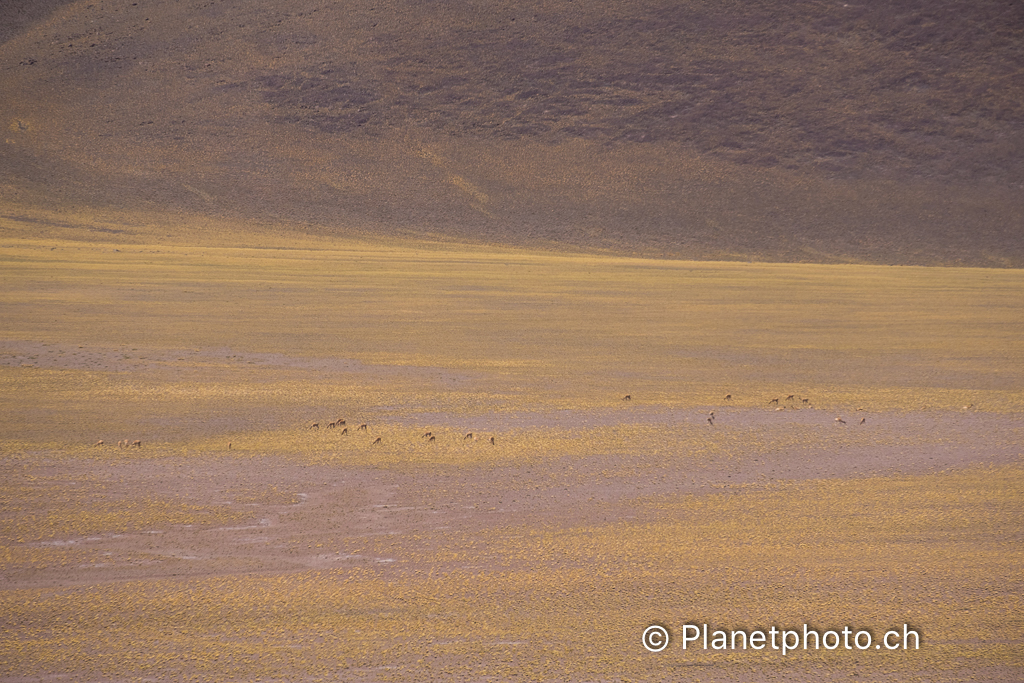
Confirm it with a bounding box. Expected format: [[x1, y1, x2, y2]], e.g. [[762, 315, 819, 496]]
[[1, 225, 1022, 681], [1, 467, 1021, 681], [2, 222, 1021, 399]]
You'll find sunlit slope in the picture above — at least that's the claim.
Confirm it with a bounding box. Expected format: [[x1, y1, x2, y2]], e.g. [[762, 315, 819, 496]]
[[2, 0, 1023, 265]]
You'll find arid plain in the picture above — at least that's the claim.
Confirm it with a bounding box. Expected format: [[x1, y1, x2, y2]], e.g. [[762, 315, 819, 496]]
[[2, 1, 1023, 680], [1, 217, 1021, 682]]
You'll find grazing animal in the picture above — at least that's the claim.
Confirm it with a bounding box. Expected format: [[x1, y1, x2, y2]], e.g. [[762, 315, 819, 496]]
[[336, 419, 346, 426], [802, 398, 810, 404], [623, 395, 631, 401], [309, 422, 319, 430], [117, 440, 125, 449], [357, 423, 368, 431], [94, 440, 104, 447], [422, 431, 433, 439], [339, 427, 348, 436], [372, 437, 382, 445], [786, 394, 795, 401], [859, 418, 866, 425], [962, 404, 974, 410], [228, 442, 232, 449], [707, 416, 714, 426], [464, 433, 474, 440], [489, 436, 495, 445], [327, 421, 336, 429], [428, 435, 436, 443], [835, 418, 846, 425], [724, 394, 732, 400], [768, 397, 779, 405], [775, 406, 785, 411], [130, 440, 142, 448]]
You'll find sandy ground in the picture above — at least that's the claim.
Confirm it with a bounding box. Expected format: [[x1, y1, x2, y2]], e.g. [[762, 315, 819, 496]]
[[5, 405, 1019, 589], [2, 330, 1021, 682]]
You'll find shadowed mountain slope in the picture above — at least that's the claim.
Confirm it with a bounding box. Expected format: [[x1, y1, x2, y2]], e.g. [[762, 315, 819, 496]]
[[2, 0, 1022, 264]]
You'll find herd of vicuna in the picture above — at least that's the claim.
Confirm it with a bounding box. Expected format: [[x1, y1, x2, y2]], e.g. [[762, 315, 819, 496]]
[[91, 391, 956, 448]]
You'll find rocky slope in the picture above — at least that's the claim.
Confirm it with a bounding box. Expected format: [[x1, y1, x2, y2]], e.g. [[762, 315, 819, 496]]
[[2, 0, 1022, 264]]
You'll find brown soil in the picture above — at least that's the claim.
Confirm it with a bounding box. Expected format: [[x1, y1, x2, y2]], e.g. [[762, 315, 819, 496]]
[[2, 0, 1023, 266], [8, 418, 1018, 588], [2, 332, 1021, 682]]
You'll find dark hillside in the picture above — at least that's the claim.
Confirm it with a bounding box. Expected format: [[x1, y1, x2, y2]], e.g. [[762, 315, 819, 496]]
[[2, 0, 1022, 264]]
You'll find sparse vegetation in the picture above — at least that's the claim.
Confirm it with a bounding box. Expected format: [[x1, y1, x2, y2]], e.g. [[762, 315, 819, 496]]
[[1, 0, 1022, 265], [0, 236, 1021, 681], [1, 1, 1022, 678]]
